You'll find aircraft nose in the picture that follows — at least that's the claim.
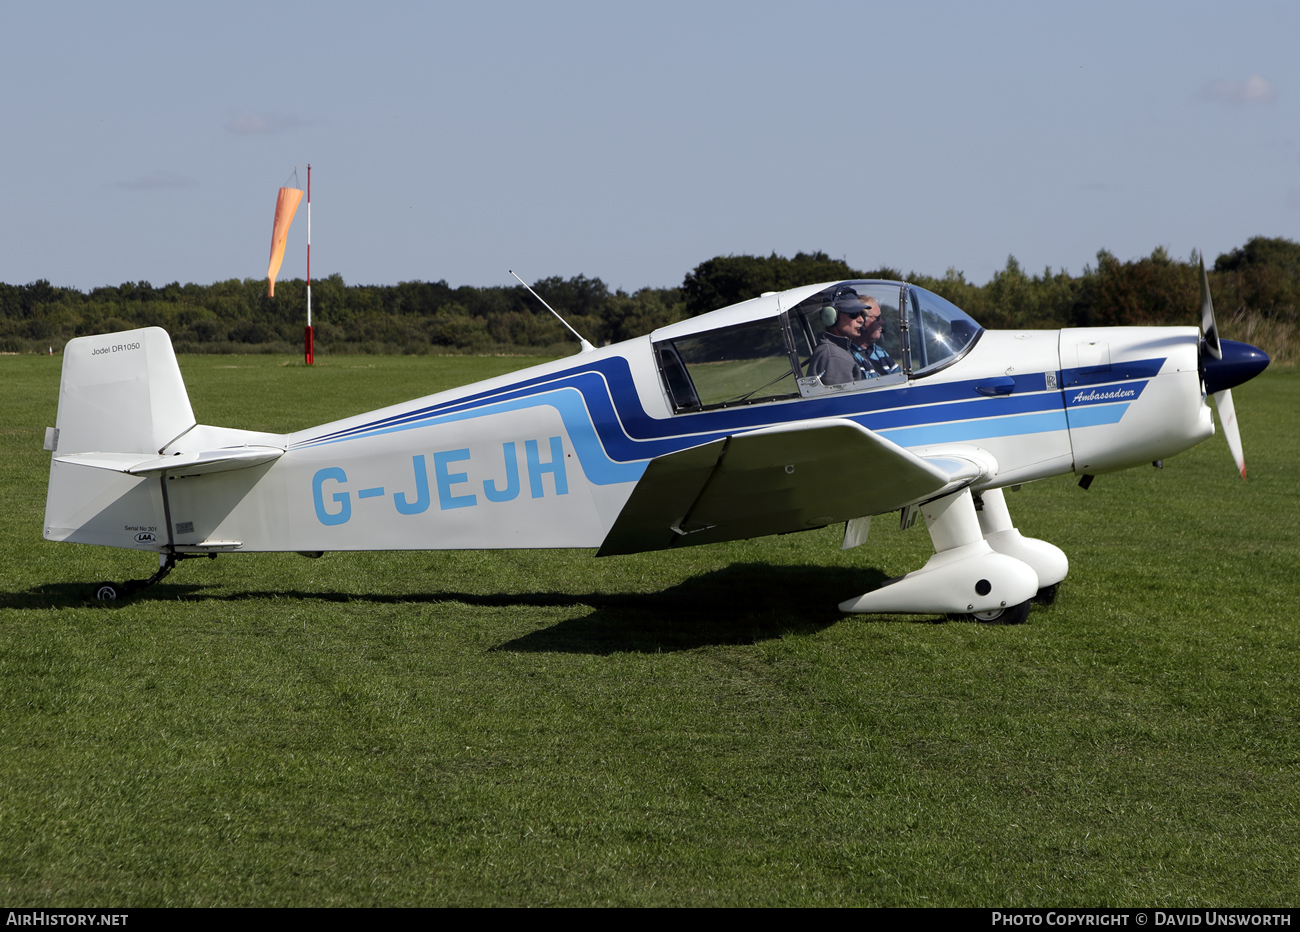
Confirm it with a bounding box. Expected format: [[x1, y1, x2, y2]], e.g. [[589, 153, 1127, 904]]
[[1202, 339, 1270, 394]]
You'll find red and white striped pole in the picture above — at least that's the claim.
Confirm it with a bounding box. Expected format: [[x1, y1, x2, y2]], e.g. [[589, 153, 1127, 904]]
[[305, 163, 314, 365]]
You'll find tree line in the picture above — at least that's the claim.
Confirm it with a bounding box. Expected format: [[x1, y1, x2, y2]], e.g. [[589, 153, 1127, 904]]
[[2, 237, 1296, 365]]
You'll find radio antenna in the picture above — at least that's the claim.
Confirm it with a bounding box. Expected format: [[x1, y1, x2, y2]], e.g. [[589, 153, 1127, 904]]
[[509, 270, 595, 353]]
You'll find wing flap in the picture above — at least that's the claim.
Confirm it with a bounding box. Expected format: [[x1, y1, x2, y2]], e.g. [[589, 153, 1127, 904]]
[[598, 418, 954, 556], [593, 438, 725, 556]]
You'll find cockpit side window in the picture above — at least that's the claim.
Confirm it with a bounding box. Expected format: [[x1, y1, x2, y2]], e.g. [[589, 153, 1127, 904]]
[[657, 344, 700, 412], [654, 316, 798, 412]]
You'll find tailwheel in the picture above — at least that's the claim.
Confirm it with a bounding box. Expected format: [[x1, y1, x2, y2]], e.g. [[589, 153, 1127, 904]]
[[86, 552, 202, 603], [92, 582, 122, 601], [970, 599, 1031, 625]]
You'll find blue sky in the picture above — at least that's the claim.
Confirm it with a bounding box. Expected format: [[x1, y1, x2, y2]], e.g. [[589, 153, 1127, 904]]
[[3, 1, 1297, 293]]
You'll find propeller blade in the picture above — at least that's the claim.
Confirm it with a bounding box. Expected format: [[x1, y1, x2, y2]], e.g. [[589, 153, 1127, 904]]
[[1197, 259, 1259, 480], [1213, 389, 1246, 479], [1199, 255, 1222, 360]]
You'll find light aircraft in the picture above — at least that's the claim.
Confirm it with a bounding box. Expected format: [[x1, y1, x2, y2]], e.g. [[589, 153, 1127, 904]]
[[43, 263, 1268, 622]]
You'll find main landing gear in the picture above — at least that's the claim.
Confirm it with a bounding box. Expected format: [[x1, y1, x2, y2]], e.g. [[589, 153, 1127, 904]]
[[89, 551, 215, 601], [839, 486, 1068, 623], [969, 601, 1033, 625]]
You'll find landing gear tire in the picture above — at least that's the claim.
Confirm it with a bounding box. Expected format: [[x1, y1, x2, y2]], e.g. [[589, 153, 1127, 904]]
[[970, 600, 1031, 625], [1032, 583, 1060, 606], [92, 582, 122, 601]]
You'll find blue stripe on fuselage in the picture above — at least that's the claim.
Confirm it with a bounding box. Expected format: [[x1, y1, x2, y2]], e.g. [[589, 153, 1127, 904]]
[[293, 354, 1165, 473], [877, 411, 1071, 446], [313, 386, 648, 486], [298, 361, 1059, 445], [1061, 358, 1164, 387], [1064, 404, 1131, 427]]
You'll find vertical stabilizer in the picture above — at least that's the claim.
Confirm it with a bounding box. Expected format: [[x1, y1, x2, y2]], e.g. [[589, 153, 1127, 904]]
[[54, 327, 195, 456], [45, 328, 195, 547]]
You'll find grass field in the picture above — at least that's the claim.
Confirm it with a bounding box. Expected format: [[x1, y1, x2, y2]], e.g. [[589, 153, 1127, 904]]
[[1, 354, 1297, 907]]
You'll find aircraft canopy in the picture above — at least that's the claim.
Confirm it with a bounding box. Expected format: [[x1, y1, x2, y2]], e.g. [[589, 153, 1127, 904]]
[[654, 280, 984, 413]]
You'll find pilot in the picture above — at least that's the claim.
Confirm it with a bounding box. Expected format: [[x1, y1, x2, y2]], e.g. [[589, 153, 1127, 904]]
[[808, 290, 866, 385], [851, 297, 900, 378]]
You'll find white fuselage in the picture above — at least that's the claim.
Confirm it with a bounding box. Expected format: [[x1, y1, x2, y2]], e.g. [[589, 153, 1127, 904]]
[[45, 325, 1209, 555]]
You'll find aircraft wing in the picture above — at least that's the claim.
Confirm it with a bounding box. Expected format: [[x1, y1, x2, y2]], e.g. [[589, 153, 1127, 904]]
[[597, 417, 970, 556]]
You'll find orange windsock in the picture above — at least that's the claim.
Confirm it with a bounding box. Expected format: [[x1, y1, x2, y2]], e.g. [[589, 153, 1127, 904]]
[[266, 186, 304, 297]]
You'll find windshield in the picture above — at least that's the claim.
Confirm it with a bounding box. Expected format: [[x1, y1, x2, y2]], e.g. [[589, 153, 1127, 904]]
[[906, 285, 983, 374]]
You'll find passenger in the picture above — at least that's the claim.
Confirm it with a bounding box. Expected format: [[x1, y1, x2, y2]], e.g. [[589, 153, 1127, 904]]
[[851, 297, 900, 378], [807, 291, 866, 385]]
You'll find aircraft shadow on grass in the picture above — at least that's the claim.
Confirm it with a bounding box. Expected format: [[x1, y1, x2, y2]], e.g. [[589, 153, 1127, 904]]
[[489, 562, 895, 653], [8, 562, 995, 653]]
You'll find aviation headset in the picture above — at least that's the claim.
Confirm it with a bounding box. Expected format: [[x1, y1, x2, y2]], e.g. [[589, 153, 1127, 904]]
[[819, 287, 854, 327], [819, 288, 876, 328]]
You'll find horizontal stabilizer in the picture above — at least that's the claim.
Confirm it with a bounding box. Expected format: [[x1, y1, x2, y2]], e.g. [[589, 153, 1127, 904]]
[[54, 445, 284, 477], [598, 418, 957, 556]]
